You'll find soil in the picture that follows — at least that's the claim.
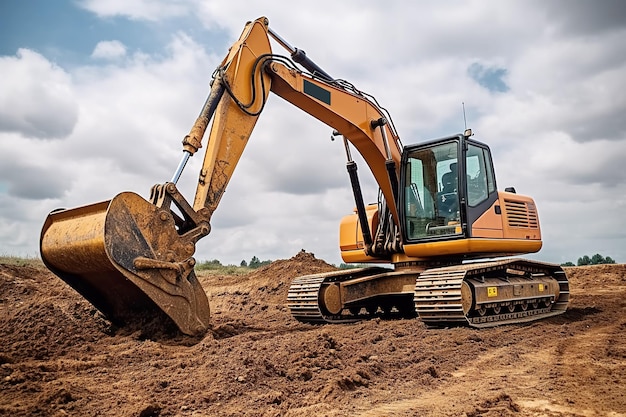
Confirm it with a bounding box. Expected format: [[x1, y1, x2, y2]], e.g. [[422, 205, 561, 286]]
[[1, 252, 625, 417]]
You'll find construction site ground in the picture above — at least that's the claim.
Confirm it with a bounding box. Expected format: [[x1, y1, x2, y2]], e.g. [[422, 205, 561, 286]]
[[1, 252, 625, 416]]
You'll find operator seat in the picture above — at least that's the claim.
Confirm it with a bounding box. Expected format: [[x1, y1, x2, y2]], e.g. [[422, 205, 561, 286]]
[[441, 162, 458, 193], [438, 162, 459, 220]]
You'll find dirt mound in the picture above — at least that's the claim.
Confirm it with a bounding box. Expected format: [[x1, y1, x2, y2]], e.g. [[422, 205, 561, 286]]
[[0, 264, 111, 364], [202, 250, 336, 334], [242, 250, 336, 302], [1, 257, 625, 416], [564, 263, 626, 286]]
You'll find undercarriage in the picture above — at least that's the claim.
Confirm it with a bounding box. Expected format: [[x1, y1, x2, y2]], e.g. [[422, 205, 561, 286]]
[[288, 259, 569, 327]]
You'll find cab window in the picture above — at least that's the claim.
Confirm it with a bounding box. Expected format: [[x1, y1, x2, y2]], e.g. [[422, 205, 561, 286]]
[[404, 141, 463, 240], [465, 144, 493, 206]]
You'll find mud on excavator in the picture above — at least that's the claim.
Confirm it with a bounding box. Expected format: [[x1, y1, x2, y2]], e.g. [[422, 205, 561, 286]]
[[40, 17, 569, 336]]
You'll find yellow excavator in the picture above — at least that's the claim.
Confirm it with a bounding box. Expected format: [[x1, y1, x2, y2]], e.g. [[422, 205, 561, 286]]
[[40, 17, 569, 336]]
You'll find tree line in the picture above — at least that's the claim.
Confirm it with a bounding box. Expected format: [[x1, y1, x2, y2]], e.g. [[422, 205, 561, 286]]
[[199, 253, 618, 270], [239, 256, 272, 268], [561, 253, 616, 267], [196, 256, 272, 270]]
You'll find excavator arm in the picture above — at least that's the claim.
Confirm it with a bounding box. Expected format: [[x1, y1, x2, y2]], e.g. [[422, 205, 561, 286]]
[[40, 17, 405, 335]]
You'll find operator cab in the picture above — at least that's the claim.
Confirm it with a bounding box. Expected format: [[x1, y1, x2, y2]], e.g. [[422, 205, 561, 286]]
[[401, 130, 498, 242]]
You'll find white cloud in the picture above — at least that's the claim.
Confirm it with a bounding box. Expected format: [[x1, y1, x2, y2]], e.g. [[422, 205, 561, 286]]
[[0, 49, 78, 139], [77, 0, 194, 21], [91, 40, 127, 60]]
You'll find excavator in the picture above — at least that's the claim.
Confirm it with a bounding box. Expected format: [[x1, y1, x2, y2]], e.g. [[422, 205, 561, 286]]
[[40, 17, 569, 336]]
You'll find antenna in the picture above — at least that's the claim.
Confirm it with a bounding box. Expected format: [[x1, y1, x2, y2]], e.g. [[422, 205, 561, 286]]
[[462, 102, 473, 137], [462, 102, 467, 130]]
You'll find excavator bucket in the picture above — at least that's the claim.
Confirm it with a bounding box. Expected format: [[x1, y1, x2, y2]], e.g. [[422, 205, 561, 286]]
[[40, 190, 210, 336]]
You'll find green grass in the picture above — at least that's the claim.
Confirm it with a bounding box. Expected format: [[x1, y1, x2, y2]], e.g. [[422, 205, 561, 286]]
[[0, 255, 257, 275], [194, 261, 253, 276], [0, 255, 45, 268]]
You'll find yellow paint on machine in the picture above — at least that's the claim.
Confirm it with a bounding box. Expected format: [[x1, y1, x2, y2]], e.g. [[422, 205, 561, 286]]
[[402, 238, 542, 259]]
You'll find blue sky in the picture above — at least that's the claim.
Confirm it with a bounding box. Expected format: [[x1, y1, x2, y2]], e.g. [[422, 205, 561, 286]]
[[1, 1, 625, 266], [2, 1, 145, 62], [0, 0, 229, 65]]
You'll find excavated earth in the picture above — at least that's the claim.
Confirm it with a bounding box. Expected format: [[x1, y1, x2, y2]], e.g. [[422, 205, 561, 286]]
[[1, 252, 625, 416]]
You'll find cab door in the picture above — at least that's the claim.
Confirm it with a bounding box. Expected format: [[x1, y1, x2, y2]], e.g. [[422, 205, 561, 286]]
[[401, 136, 464, 242]]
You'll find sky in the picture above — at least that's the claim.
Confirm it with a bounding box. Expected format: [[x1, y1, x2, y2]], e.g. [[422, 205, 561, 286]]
[[1, 0, 625, 266]]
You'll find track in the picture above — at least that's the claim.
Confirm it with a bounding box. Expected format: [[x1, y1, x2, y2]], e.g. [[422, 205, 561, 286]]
[[289, 258, 569, 327], [287, 273, 355, 323], [414, 258, 570, 328], [288, 268, 417, 324]]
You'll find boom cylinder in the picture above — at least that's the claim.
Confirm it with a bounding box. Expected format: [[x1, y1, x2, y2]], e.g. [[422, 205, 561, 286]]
[[343, 137, 372, 249], [347, 161, 373, 249]]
